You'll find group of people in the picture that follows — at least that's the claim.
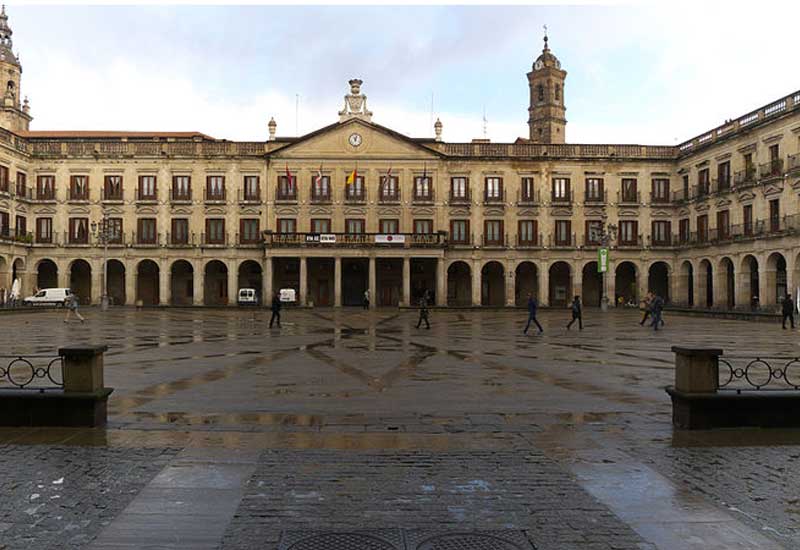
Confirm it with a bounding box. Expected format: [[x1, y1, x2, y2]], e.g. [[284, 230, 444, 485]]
[[0, 278, 22, 308]]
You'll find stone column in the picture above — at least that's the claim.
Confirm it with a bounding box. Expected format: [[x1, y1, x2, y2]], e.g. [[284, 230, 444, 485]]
[[125, 261, 136, 305], [472, 259, 482, 306], [436, 257, 446, 307], [299, 256, 307, 306], [264, 256, 273, 305], [505, 260, 516, 307], [368, 256, 376, 309], [402, 257, 411, 307], [193, 262, 204, 306], [637, 264, 649, 302], [605, 263, 616, 309], [90, 261, 102, 305], [227, 261, 238, 306], [59, 263, 70, 290], [759, 266, 771, 307], [538, 261, 549, 306], [61, 345, 108, 393], [334, 256, 342, 307], [693, 264, 704, 308], [159, 262, 170, 306]]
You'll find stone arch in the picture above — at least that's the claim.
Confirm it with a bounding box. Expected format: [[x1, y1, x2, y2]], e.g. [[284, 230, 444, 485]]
[[765, 252, 787, 307], [717, 257, 735, 310], [481, 261, 504, 306], [69, 259, 92, 305], [106, 259, 126, 306], [238, 260, 263, 305], [647, 261, 670, 303], [36, 259, 58, 290], [204, 260, 228, 306], [740, 254, 760, 310], [614, 261, 638, 306], [698, 259, 713, 308], [581, 261, 602, 307], [136, 259, 160, 306], [678, 260, 694, 307], [548, 261, 571, 307], [447, 260, 471, 306], [514, 261, 538, 306], [170, 260, 194, 306], [11, 257, 24, 281]]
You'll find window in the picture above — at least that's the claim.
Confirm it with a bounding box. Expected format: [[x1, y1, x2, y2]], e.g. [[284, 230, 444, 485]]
[[484, 176, 503, 201], [698, 169, 709, 195], [106, 218, 123, 244], [172, 175, 191, 200], [716, 210, 730, 240], [379, 219, 399, 234], [70, 175, 89, 200], [138, 175, 157, 200], [450, 220, 470, 244], [768, 144, 782, 176], [552, 177, 570, 201], [682, 174, 689, 199], [414, 176, 432, 200], [240, 219, 260, 244], [679, 218, 690, 243], [37, 175, 55, 200], [518, 220, 538, 245], [0, 211, 7, 237], [36, 217, 52, 243], [769, 199, 780, 232], [243, 175, 260, 201], [104, 175, 123, 201], [450, 177, 468, 200], [744, 152, 754, 176], [585, 178, 603, 201], [380, 175, 399, 201], [717, 162, 730, 191], [15, 172, 26, 196], [171, 218, 189, 244], [311, 175, 331, 201], [414, 219, 433, 234], [621, 178, 638, 203], [345, 175, 365, 200], [69, 217, 89, 244], [137, 218, 157, 244], [555, 84, 561, 101], [537, 84, 544, 102], [205, 218, 225, 244], [484, 220, 503, 245], [585, 220, 603, 245], [277, 174, 296, 199], [206, 175, 225, 200], [618, 220, 638, 245], [554, 220, 571, 246], [0, 165, 8, 193], [697, 215, 708, 243], [743, 204, 753, 235], [651, 178, 669, 202], [769, 143, 779, 161], [310, 218, 331, 233], [520, 177, 536, 202], [278, 218, 297, 233], [651, 221, 671, 245], [346, 218, 365, 234], [15, 214, 26, 237]]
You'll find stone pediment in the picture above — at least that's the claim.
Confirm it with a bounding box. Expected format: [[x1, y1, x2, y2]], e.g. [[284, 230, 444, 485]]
[[484, 208, 504, 217], [170, 207, 192, 215], [240, 207, 261, 215], [715, 198, 732, 208], [136, 206, 158, 215], [276, 206, 299, 215], [343, 207, 366, 215], [585, 208, 605, 217], [68, 206, 91, 215], [449, 208, 469, 216], [762, 183, 784, 197], [618, 209, 638, 217], [737, 191, 756, 202], [104, 206, 124, 215], [411, 207, 436, 216], [651, 210, 671, 218], [551, 208, 572, 216], [678, 208, 690, 216], [205, 207, 227, 215], [310, 207, 332, 216], [695, 202, 710, 212], [0, 198, 8, 209], [34, 206, 57, 215], [517, 208, 539, 217], [377, 207, 402, 216], [791, 178, 800, 192], [271, 119, 441, 160]]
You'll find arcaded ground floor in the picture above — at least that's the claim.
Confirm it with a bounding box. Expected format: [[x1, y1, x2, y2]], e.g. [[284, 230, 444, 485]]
[[0, 308, 798, 549]]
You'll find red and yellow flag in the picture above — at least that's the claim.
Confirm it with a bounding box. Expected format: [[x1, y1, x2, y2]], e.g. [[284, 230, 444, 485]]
[[346, 166, 358, 186]]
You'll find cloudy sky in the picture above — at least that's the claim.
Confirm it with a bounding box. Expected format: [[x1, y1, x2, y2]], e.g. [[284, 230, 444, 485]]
[[8, 2, 800, 144]]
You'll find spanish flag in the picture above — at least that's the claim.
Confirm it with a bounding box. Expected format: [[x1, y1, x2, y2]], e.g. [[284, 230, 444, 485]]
[[346, 166, 358, 186]]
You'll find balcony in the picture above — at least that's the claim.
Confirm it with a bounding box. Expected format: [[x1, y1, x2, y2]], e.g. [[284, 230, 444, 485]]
[[204, 189, 227, 204], [647, 234, 676, 248], [166, 232, 196, 248], [550, 191, 572, 206], [448, 190, 471, 206], [102, 188, 124, 204], [170, 188, 192, 204], [67, 190, 90, 204], [483, 189, 506, 206], [711, 176, 731, 195], [12, 186, 33, 201], [549, 233, 576, 249], [310, 191, 332, 205], [671, 188, 692, 203], [789, 154, 800, 174], [449, 232, 473, 247], [759, 159, 784, 181], [131, 232, 161, 248], [412, 190, 435, 205], [515, 233, 542, 248], [238, 188, 261, 204], [63, 232, 90, 247], [265, 232, 448, 248], [649, 192, 671, 205], [136, 191, 158, 204], [692, 184, 710, 201], [201, 232, 228, 247], [482, 233, 508, 248], [584, 190, 606, 205], [275, 187, 297, 203], [616, 234, 644, 249], [34, 190, 56, 203], [734, 169, 757, 189], [617, 191, 641, 206], [517, 189, 541, 206], [344, 190, 366, 204], [237, 233, 262, 248], [0, 227, 33, 245], [378, 191, 400, 205]]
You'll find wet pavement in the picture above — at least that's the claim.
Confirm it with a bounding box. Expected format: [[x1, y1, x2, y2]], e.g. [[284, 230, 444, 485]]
[[0, 307, 799, 549]]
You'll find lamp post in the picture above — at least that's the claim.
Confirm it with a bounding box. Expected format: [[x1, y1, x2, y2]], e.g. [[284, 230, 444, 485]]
[[595, 223, 617, 312], [91, 216, 118, 311]]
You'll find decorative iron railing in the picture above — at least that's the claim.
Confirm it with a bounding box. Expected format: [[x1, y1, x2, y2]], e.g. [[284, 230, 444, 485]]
[[0, 355, 63, 391], [718, 357, 800, 392]]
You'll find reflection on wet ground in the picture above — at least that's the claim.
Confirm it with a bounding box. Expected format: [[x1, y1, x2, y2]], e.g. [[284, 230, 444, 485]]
[[1, 308, 799, 548]]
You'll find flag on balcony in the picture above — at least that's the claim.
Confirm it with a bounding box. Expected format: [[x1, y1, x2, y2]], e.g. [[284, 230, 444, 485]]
[[422, 162, 427, 180], [314, 164, 323, 187], [285, 163, 292, 184], [346, 165, 358, 186]]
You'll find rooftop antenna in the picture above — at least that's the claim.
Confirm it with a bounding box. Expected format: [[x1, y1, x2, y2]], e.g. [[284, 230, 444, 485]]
[[482, 105, 488, 138], [295, 93, 299, 136]]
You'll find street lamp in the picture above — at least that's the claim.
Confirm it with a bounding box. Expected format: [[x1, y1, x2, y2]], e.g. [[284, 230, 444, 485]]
[[91, 216, 118, 311], [593, 223, 617, 312]]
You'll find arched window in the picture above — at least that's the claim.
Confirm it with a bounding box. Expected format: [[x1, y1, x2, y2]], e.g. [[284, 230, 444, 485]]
[[555, 84, 561, 101], [537, 84, 544, 102]]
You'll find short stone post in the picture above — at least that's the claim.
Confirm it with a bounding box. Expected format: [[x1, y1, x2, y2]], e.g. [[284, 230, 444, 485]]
[[672, 346, 722, 393], [59, 345, 113, 427]]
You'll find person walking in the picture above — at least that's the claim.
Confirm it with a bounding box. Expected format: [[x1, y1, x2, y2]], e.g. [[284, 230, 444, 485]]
[[523, 292, 543, 334], [650, 293, 665, 331], [566, 295, 583, 330], [639, 292, 652, 326], [363, 289, 370, 310], [63, 293, 85, 323], [269, 292, 282, 329], [782, 293, 795, 329], [416, 292, 430, 329]]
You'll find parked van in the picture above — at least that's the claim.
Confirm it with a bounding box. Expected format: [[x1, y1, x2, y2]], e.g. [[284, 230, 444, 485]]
[[237, 288, 258, 306], [23, 288, 74, 307]]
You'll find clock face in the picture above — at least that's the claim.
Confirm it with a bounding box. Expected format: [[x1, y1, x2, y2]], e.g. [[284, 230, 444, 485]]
[[534, 60, 543, 70], [348, 133, 363, 147]]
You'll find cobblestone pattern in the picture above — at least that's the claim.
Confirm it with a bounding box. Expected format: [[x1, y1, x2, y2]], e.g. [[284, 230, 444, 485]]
[[0, 444, 178, 550], [630, 444, 800, 548], [220, 450, 647, 550]]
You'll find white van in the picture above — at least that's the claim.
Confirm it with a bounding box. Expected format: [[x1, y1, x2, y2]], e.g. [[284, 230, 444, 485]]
[[23, 288, 74, 307], [237, 288, 258, 306]]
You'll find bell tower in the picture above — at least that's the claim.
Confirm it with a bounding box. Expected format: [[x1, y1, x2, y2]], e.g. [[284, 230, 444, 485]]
[[527, 28, 566, 144], [0, 6, 31, 133]]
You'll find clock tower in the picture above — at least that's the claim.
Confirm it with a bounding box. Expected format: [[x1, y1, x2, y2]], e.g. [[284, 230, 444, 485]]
[[527, 29, 566, 144]]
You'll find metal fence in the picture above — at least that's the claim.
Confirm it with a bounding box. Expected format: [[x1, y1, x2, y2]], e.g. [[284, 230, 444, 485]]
[[718, 357, 800, 392], [0, 355, 63, 390]]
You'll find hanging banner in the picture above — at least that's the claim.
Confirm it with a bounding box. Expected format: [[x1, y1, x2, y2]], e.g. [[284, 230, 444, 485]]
[[375, 234, 405, 244], [598, 248, 609, 273]]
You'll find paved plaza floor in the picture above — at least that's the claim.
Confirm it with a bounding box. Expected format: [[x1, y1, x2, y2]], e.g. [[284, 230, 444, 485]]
[[0, 307, 799, 549]]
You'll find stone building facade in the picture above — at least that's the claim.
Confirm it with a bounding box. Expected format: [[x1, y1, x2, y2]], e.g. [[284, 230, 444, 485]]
[[0, 11, 799, 309]]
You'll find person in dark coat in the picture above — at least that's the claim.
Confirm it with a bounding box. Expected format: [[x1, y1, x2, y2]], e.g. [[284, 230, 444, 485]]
[[416, 292, 430, 329], [566, 295, 583, 330], [650, 294, 664, 331], [269, 292, 281, 329], [782, 293, 795, 329], [523, 292, 543, 334], [639, 292, 652, 326]]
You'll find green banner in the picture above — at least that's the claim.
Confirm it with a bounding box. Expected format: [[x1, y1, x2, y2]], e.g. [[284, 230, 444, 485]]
[[598, 248, 608, 273]]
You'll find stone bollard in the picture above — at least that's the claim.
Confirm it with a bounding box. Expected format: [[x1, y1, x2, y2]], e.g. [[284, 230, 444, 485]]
[[671, 346, 722, 393], [60, 345, 109, 392]]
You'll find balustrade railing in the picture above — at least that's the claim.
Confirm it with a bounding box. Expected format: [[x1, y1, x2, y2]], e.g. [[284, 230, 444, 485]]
[[0, 355, 63, 390]]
